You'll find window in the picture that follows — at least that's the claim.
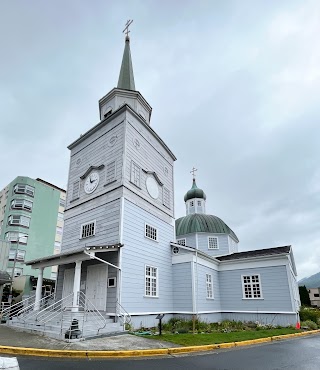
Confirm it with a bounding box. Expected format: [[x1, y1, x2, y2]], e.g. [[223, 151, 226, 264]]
[[54, 241, 61, 254], [190, 201, 194, 207], [14, 184, 35, 197], [8, 215, 30, 227], [145, 265, 158, 297], [11, 199, 33, 211], [197, 201, 201, 207], [72, 180, 80, 200], [9, 249, 26, 262], [145, 224, 158, 241], [59, 198, 66, 208], [314, 293, 320, 298], [163, 187, 170, 208], [242, 275, 262, 299], [131, 161, 141, 187], [177, 238, 186, 246], [172, 246, 180, 254], [57, 212, 64, 221], [208, 237, 219, 249], [56, 226, 63, 235], [80, 221, 96, 239], [206, 274, 214, 299], [108, 277, 117, 288], [106, 160, 116, 184], [5, 232, 28, 244]]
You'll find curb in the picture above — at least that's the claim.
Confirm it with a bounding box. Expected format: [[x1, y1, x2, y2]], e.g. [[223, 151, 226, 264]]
[[0, 330, 319, 358]]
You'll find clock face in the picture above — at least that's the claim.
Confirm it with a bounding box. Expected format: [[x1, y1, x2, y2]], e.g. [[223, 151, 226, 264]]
[[84, 172, 100, 194], [146, 177, 159, 199]]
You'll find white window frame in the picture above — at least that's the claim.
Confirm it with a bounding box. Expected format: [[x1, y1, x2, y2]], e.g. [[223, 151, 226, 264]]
[[131, 161, 141, 188], [177, 238, 186, 246], [56, 226, 63, 235], [145, 223, 158, 242], [80, 220, 96, 239], [59, 198, 66, 208], [145, 265, 158, 297], [108, 277, 117, 288], [8, 214, 30, 228], [9, 249, 26, 262], [208, 236, 219, 249], [13, 184, 35, 197], [5, 232, 28, 244], [241, 274, 263, 299], [106, 160, 117, 184], [11, 199, 33, 211], [206, 273, 214, 299], [197, 200, 202, 207], [57, 212, 64, 221]]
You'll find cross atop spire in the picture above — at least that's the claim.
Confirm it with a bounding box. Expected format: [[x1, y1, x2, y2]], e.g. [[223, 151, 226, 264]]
[[117, 20, 136, 91], [123, 19, 133, 39], [190, 167, 198, 179]]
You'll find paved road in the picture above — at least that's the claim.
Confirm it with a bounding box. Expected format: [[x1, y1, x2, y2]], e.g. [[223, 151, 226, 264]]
[[13, 335, 320, 370]]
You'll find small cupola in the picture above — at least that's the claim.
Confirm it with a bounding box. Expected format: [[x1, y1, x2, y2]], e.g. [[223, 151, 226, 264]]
[[184, 170, 206, 215]]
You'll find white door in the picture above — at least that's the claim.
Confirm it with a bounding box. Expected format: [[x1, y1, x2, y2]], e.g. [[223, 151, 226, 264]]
[[62, 268, 74, 307], [86, 265, 107, 310]]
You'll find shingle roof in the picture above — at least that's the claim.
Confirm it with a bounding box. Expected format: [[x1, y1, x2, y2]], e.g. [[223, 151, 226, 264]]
[[216, 245, 291, 261]]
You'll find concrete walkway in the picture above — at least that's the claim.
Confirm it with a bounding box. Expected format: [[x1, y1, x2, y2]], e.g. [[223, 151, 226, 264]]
[[0, 325, 177, 351]]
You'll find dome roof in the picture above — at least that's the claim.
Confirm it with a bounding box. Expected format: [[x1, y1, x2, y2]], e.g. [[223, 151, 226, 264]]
[[184, 179, 206, 202], [175, 213, 239, 242]]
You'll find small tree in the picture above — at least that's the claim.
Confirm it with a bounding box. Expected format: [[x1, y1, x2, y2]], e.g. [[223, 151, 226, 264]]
[[299, 285, 311, 306]]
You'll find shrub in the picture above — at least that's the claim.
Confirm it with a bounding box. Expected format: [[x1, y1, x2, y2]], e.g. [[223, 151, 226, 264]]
[[300, 306, 320, 324], [301, 320, 318, 330]]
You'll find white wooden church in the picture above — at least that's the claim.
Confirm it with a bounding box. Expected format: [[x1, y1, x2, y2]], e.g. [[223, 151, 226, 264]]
[[12, 26, 300, 338]]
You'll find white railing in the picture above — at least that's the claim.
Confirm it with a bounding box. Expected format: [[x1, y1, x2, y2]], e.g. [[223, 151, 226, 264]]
[[116, 299, 132, 330]]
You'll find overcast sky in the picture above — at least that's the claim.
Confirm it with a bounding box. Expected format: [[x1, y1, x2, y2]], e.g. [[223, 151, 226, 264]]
[[1, 0, 319, 279]]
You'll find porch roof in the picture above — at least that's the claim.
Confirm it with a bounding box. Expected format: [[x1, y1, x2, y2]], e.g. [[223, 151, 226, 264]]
[[25, 243, 123, 269]]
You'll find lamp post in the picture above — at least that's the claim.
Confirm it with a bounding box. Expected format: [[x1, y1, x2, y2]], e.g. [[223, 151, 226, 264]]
[[8, 236, 22, 305]]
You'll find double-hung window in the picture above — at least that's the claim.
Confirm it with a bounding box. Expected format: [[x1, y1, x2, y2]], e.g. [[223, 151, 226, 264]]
[[206, 273, 214, 299], [242, 275, 262, 299], [145, 265, 158, 297]]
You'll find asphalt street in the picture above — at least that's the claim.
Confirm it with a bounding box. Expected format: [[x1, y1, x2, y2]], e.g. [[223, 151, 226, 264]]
[[11, 334, 320, 370]]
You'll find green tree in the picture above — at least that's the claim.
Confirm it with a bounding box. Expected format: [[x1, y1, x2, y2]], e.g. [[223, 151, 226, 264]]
[[299, 285, 311, 306]]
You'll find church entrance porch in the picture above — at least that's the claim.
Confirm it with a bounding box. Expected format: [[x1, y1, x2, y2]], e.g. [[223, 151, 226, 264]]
[[85, 264, 108, 310]]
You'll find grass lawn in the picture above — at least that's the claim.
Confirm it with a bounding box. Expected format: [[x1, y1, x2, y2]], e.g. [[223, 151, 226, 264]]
[[148, 328, 300, 346]]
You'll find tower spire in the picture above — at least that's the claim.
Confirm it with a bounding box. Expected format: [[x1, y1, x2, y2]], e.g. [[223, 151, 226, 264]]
[[117, 20, 136, 91]]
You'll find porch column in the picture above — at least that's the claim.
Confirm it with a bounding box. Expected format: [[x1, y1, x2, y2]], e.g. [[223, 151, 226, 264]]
[[33, 267, 44, 311], [72, 260, 82, 312]]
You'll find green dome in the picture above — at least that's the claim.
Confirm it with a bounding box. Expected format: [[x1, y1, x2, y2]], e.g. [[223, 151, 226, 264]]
[[184, 179, 206, 202], [175, 213, 239, 242]]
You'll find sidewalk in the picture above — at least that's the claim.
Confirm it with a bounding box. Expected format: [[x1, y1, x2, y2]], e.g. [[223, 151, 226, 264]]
[[0, 325, 177, 351]]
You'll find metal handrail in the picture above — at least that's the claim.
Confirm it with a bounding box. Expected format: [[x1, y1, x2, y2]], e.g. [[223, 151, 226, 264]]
[[116, 299, 132, 329], [78, 292, 107, 333], [35, 293, 74, 322]]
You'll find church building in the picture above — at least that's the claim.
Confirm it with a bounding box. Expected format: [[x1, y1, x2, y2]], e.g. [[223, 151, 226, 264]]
[[24, 26, 300, 336]]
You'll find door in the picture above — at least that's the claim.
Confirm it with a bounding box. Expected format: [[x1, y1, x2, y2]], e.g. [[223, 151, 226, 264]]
[[86, 264, 108, 310], [62, 268, 74, 307]]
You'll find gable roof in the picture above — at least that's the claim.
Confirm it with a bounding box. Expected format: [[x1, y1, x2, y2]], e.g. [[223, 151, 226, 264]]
[[215, 245, 291, 261]]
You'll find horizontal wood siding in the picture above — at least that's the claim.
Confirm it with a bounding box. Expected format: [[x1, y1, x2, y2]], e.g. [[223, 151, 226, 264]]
[[197, 233, 230, 256], [221, 312, 296, 326], [61, 199, 120, 252], [121, 199, 174, 313], [219, 266, 293, 312], [123, 113, 174, 218], [66, 114, 125, 207], [195, 263, 221, 312], [172, 263, 193, 311]]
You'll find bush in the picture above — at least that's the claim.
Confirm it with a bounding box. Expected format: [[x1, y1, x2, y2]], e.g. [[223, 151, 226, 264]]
[[299, 307, 320, 324], [301, 320, 318, 330]]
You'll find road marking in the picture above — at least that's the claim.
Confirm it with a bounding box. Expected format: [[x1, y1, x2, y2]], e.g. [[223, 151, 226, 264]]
[[0, 356, 20, 369]]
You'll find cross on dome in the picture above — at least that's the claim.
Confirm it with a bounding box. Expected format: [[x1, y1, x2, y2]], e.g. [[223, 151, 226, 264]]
[[190, 167, 197, 179], [123, 19, 133, 38]]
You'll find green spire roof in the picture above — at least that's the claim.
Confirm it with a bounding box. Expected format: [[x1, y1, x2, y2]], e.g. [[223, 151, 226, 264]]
[[184, 179, 206, 202], [117, 36, 136, 91]]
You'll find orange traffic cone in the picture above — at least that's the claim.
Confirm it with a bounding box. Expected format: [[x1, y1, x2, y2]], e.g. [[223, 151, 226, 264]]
[[296, 322, 300, 329]]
